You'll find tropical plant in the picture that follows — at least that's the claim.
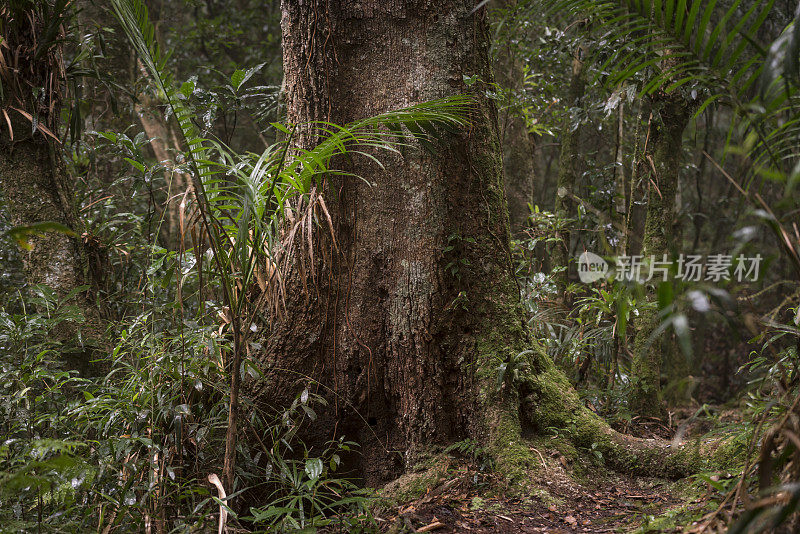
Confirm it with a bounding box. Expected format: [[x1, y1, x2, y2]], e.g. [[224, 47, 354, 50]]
[[245, 392, 374, 532], [539, 0, 773, 110], [109, 0, 471, 500]]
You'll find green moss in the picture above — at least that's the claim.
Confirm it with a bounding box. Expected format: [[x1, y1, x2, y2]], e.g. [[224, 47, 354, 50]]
[[491, 425, 537, 487], [470, 313, 539, 488], [379, 457, 451, 504], [468, 496, 506, 513], [516, 351, 743, 479], [469, 496, 485, 511], [629, 305, 665, 418], [528, 487, 562, 509], [631, 477, 723, 532]]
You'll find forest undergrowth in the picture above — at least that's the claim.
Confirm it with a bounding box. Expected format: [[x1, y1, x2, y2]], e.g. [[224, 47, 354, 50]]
[[2, 0, 800, 533]]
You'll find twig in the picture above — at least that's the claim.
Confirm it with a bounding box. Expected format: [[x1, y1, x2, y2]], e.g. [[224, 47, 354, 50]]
[[207, 473, 227, 534], [417, 521, 445, 532]]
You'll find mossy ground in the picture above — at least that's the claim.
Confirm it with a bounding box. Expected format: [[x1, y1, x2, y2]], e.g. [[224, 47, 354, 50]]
[[377, 404, 747, 532]]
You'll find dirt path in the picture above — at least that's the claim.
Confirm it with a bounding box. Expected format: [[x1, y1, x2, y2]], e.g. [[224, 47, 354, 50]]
[[374, 435, 712, 534], [380, 468, 688, 533], [375, 411, 736, 533]]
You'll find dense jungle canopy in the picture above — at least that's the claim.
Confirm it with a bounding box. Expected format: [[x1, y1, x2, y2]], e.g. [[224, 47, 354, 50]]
[[2, 0, 800, 532]]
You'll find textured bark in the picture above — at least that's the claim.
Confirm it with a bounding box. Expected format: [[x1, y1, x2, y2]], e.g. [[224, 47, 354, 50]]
[[628, 93, 694, 418], [0, 3, 100, 360], [257, 0, 711, 490], [0, 115, 104, 378], [0, 115, 84, 300], [550, 50, 585, 296], [499, 95, 536, 234], [258, 0, 531, 485]]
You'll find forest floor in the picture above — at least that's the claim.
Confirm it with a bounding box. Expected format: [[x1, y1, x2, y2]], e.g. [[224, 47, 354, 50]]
[[380, 470, 690, 533], [376, 407, 741, 533]]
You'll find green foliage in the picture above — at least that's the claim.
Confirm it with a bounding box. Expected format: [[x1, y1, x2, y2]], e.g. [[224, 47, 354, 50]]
[[543, 0, 774, 107], [0, 282, 375, 531], [742, 304, 800, 393], [526, 0, 800, 196], [111, 0, 471, 324], [0, 289, 95, 530], [496, 349, 531, 391], [0, 2, 474, 531], [0, 285, 226, 530], [245, 396, 375, 532], [5, 0, 800, 531]]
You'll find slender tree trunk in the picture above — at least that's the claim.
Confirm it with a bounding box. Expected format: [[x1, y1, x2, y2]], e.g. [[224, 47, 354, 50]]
[[257, 0, 709, 490], [492, 0, 536, 233], [550, 47, 585, 297], [612, 92, 627, 255], [628, 93, 694, 418], [136, 91, 190, 249]]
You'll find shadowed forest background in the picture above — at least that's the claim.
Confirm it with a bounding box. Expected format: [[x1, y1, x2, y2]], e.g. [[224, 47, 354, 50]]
[[2, 0, 800, 532]]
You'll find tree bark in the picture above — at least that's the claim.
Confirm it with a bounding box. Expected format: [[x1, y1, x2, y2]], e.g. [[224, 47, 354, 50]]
[[262, 0, 527, 485], [0, 115, 85, 304], [259, 0, 711, 489], [0, 2, 100, 364], [612, 92, 627, 255], [628, 93, 694, 418]]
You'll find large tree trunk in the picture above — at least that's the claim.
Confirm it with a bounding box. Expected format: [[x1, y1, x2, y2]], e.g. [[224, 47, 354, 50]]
[[264, 0, 525, 485], [628, 93, 694, 418], [258, 0, 709, 489]]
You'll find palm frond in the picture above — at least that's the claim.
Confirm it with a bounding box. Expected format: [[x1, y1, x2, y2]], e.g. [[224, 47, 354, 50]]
[[542, 0, 774, 108], [110, 0, 472, 312]]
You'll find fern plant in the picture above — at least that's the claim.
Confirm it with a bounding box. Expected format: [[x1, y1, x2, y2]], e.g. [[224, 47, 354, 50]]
[[109, 0, 471, 499], [539, 0, 775, 111]]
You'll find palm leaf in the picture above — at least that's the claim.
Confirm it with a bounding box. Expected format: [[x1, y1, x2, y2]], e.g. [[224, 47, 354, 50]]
[[543, 0, 774, 110], [110, 0, 472, 313]]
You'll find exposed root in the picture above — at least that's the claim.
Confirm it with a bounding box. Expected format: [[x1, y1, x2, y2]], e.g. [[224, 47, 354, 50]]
[[486, 346, 745, 485]]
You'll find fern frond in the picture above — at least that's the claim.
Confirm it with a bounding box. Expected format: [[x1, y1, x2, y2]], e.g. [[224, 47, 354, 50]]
[[110, 0, 214, 194], [544, 0, 774, 109]]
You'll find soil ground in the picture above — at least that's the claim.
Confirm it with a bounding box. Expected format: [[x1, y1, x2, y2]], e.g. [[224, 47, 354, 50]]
[[377, 459, 700, 533], [375, 409, 737, 533]]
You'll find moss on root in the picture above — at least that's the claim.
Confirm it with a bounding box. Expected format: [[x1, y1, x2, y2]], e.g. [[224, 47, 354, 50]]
[[381, 334, 747, 507], [476, 341, 744, 486], [466, 229, 740, 489], [379, 455, 452, 504]]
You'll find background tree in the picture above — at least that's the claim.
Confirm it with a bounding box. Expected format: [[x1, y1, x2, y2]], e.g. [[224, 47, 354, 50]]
[[550, 43, 585, 298], [0, 0, 102, 361], [491, 0, 538, 232], [628, 90, 695, 417]]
